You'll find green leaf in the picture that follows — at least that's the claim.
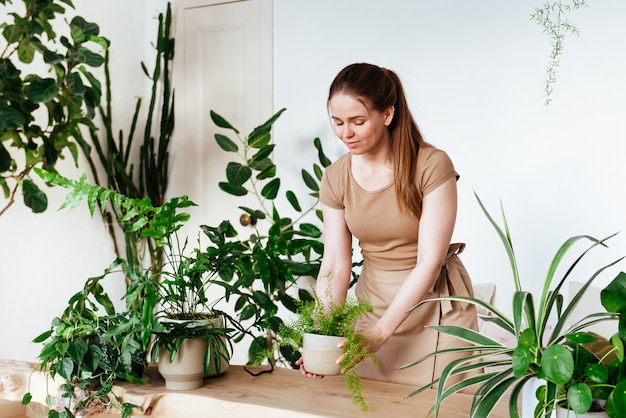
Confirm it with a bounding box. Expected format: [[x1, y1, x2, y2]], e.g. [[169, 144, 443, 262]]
[[567, 383, 592, 414], [0, 142, 12, 172], [68, 340, 88, 364], [74, 47, 105, 67], [225, 162, 252, 187], [56, 358, 75, 380], [248, 131, 271, 148], [512, 345, 532, 377], [261, 178, 280, 200], [218, 182, 247, 197], [565, 332, 597, 344], [21, 392, 32, 405], [601, 272, 626, 313], [297, 223, 321, 238], [249, 144, 275, 166], [215, 133, 238, 152], [301, 169, 319, 192], [210, 110, 239, 133], [542, 345, 574, 385], [286, 191, 301, 212], [314, 137, 331, 167], [584, 363, 608, 383], [23, 77, 58, 103], [256, 164, 276, 180], [22, 179, 48, 213]]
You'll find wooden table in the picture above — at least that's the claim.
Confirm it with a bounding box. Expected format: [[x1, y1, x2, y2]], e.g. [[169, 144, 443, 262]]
[[0, 360, 510, 417], [113, 365, 510, 417]]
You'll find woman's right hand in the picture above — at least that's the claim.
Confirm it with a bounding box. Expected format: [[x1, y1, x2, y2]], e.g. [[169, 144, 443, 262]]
[[295, 357, 324, 379]]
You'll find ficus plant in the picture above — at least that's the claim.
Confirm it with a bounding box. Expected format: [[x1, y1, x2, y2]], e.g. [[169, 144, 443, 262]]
[[209, 109, 331, 368], [403, 193, 624, 418], [0, 0, 109, 216]]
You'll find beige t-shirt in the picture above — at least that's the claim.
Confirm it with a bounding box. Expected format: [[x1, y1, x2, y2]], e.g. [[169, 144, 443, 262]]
[[320, 145, 458, 271]]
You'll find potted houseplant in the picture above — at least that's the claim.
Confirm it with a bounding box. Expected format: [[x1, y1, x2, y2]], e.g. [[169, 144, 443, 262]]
[[402, 193, 624, 417], [276, 292, 375, 411], [146, 209, 242, 389], [33, 169, 236, 391], [549, 271, 626, 417], [209, 109, 330, 368], [23, 259, 151, 417]]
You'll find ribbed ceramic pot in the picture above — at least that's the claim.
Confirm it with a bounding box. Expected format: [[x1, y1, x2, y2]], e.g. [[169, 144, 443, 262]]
[[158, 336, 208, 390], [301, 333, 344, 376]]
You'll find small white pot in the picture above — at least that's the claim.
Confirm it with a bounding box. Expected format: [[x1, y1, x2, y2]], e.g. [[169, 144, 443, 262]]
[[301, 333, 344, 376], [555, 403, 608, 418]]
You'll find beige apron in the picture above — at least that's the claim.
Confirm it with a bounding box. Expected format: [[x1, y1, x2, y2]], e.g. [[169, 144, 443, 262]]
[[355, 243, 479, 387]]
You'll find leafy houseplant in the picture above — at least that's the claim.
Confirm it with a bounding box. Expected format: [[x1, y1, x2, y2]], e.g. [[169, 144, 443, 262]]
[[403, 193, 624, 418], [34, 169, 236, 389], [0, 0, 109, 216], [210, 109, 330, 367], [277, 293, 376, 411], [23, 259, 150, 418], [550, 271, 626, 417]]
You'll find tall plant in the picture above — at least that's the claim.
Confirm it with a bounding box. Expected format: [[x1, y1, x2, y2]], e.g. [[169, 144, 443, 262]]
[[77, 2, 174, 276], [210, 109, 330, 367], [0, 0, 109, 216], [404, 193, 624, 417]]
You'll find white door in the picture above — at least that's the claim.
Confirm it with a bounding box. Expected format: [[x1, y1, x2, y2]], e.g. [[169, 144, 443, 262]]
[[171, 0, 273, 232]]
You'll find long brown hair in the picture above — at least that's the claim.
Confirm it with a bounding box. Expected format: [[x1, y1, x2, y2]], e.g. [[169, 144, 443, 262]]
[[328, 63, 426, 218]]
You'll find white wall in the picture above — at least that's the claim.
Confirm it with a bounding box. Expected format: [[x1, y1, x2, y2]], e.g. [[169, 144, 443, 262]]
[[0, 0, 169, 362], [1, 0, 625, 363], [272, 0, 626, 318]]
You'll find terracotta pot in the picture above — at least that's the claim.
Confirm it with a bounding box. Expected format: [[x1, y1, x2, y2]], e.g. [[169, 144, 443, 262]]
[[301, 333, 344, 376], [158, 337, 208, 390]]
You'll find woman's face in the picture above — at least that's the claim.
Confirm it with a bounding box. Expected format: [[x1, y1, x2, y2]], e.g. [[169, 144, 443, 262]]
[[329, 93, 394, 156]]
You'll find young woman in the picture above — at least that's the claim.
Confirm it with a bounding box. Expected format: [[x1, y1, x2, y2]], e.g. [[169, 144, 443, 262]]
[[297, 63, 479, 387]]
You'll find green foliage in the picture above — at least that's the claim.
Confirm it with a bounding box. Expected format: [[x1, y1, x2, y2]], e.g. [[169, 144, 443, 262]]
[[0, 0, 108, 215], [77, 2, 175, 276], [209, 109, 330, 367], [531, 0, 588, 105], [35, 167, 243, 373], [277, 295, 375, 411], [403, 193, 624, 418], [25, 258, 147, 418]]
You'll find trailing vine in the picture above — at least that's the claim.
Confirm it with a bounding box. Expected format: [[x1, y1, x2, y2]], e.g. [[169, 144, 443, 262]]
[[531, 0, 589, 105]]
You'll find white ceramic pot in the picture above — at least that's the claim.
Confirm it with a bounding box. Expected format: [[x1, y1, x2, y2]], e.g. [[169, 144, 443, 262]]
[[301, 333, 344, 376], [158, 337, 208, 390], [555, 402, 608, 418]]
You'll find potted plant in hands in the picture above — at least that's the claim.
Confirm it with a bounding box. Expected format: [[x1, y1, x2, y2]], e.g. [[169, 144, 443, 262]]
[[276, 292, 376, 411], [402, 193, 624, 418]]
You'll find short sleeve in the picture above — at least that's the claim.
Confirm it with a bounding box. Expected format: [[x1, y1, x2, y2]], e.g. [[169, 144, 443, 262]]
[[319, 153, 349, 209], [418, 147, 459, 197]]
